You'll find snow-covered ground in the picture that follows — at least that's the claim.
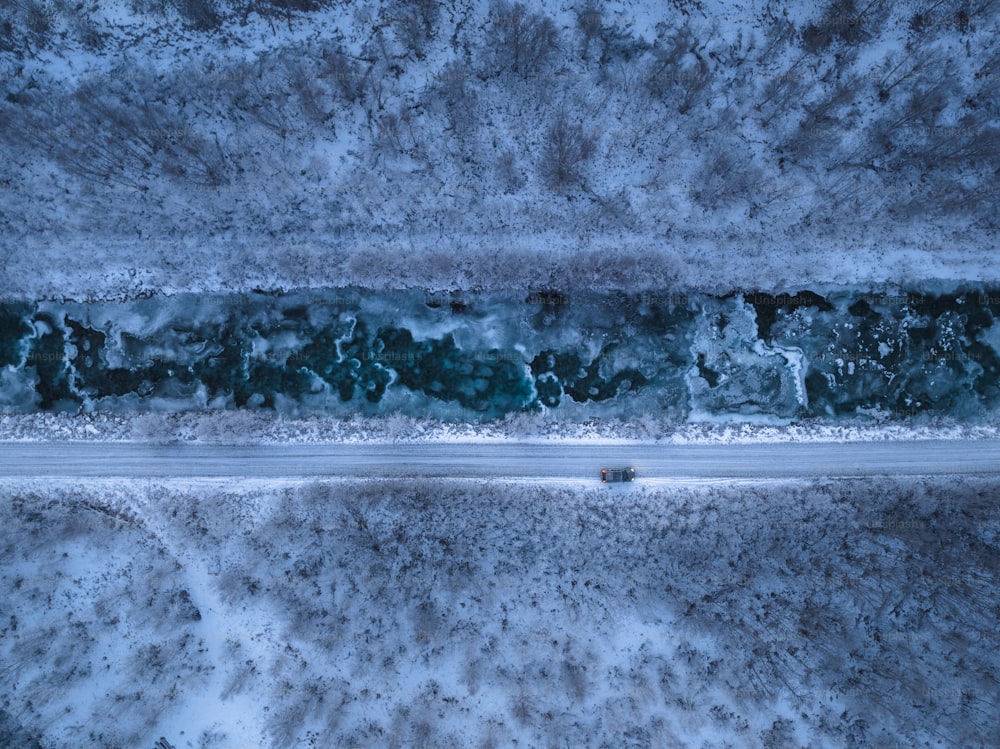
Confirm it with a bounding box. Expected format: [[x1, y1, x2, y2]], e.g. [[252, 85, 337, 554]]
[[3, 409, 1000, 444], [1, 0, 998, 300], [2, 476, 997, 747]]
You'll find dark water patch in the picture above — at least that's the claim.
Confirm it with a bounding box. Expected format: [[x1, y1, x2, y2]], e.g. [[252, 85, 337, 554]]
[[847, 298, 874, 318], [695, 353, 720, 388], [0, 303, 31, 368], [375, 327, 533, 414], [744, 290, 835, 341], [773, 288, 999, 419], [27, 313, 77, 411]]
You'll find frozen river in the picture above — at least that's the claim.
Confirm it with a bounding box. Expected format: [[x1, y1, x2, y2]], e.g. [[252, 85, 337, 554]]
[[1, 287, 998, 422]]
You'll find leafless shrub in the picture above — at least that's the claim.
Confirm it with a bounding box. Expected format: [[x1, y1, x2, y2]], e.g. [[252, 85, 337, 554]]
[[800, 0, 885, 54], [229, 59, 294, 137], [873, 45, 946, 104], [23, 0, 53, 43], [459, 652, 482, 695], [435, 60, 478, 137], [68, 10, 106, 51], [392, 13, 426, 58], [496, 148, 524, 193], [230, 47, 355, 139], [411, 598, 441, 642], [57, 73, 230, 187], [264, 0, 332, 11], [577, 5, 602, 59], [128, 0, 182, 13], [0, 1, 53, 51], [390, 0, 438, 59], [220, 649, 258, 700], [374, 105, 416, 156], [761, 717, 796, 748], [755, 11, 798, 66], [588, 187, 639, 230], [488, 1, 559, 77], [756, 64, 809, 127], [286, 57, 334, 127], [237, 0, 333, 29], [540, 110, 596, 190], [692, 142, 763, 209], [509, 690, 533, 726], [561, 658, 589, 701], [800, 20, 834, 53], [319, 46, 364, 102], [646, 26, 713, 113], [172, 0, 220, 30], [0, 15, 15, 54]]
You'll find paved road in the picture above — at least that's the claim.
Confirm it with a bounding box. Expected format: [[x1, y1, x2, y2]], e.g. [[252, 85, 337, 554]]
[[0, 440, 998, 480]]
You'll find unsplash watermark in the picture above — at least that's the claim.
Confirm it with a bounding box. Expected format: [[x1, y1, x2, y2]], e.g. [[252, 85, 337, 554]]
[[526, 290, 572, 306], [362, 351, 417, 363], [745, 292, 820, 307], [859, 292, 925, 307], [863, 514, 926, 531], [25, 351, 64, 363], [641, 293, 692, 307], [470, 350, 520, 364], [360, 350, 519, 364], [921, 348, 982, 363]]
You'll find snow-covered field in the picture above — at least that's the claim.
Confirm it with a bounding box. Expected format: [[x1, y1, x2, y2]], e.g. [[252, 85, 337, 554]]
[[1, 0, 998, 299], [2, 476, 997, 748]]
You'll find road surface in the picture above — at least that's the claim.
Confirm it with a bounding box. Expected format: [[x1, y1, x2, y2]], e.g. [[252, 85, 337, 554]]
[[0, 440, 998, 480]]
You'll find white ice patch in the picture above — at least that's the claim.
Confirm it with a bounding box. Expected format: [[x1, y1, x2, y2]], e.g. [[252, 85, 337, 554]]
[[754, 339, 808, 409], [689, 296, 805, 419], [977, 319, 1000, 358], [0, 365, 39, 410], [31, 319, 52, 337]]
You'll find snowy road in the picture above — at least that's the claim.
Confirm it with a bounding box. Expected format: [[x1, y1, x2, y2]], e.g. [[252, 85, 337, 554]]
[[0, 440, 998, 480]]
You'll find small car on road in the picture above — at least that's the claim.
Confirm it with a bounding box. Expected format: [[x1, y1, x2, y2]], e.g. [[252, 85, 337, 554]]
[[601, 467, 636, 483]]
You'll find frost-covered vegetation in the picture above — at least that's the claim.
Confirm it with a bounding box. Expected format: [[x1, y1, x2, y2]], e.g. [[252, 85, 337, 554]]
[[1, 0, 998, 297], [2, 476, 998, 747], [6, 407, 1000, 445]]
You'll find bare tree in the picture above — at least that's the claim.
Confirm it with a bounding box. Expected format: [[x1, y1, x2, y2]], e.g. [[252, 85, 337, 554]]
[[540, 110, 596, 190], [496, 148, 525, 193], [646, 26, 714, 114], [3, 72, 230, 189], [754, 8, 798, 67], [318, 45, 364, 102], [374, 107, 414, 156], [489, 1, 558, 77], [172, 0, 220, 30], [0, 0, 54, 51], [692, 140, 763, 209], [577, 5, 602, 59], [23, 0, 53, 43], [389, 0, 438, 59], [435, 60, 478, 137], [800, 0, 887, 54]]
